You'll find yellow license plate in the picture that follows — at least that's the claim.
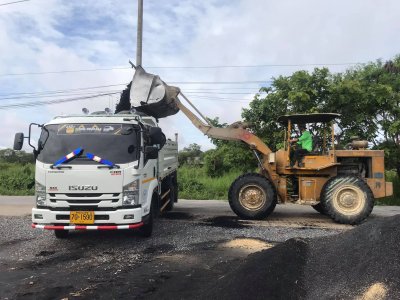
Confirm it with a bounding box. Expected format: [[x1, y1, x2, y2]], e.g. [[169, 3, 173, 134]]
[[70, 211, 95, 224]]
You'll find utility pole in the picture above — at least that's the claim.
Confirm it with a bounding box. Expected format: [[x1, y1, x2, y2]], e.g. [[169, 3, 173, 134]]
[[136, 0, 143, 66]]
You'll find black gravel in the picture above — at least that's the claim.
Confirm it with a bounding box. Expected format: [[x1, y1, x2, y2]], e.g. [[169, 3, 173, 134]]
[[0, 213, 340, 299], [201, 215, 400, 300]]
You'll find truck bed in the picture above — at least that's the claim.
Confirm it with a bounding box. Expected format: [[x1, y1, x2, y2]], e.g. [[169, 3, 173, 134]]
[[159, 139, 178, 179]]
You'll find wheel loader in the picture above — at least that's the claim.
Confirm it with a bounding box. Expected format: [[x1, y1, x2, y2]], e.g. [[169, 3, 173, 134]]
[[128, 66, 393, 225]]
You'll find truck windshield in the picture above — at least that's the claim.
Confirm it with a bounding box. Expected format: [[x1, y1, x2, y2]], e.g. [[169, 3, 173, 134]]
[[37, 123, 140, 165]]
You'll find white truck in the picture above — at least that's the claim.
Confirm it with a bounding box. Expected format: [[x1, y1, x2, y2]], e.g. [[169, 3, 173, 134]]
[[13, 110, 178, 238]]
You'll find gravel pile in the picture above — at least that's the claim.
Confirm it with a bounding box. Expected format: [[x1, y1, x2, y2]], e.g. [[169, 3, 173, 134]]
[[203, 215, 400, 300]]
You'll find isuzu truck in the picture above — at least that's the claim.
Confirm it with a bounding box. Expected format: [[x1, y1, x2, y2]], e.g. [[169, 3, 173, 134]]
[[13, 110, 178, 238]]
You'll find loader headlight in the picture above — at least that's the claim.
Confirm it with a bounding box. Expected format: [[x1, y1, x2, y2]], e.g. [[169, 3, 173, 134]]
[[35, 181, 46, 207], [122, 179, 139, 206]]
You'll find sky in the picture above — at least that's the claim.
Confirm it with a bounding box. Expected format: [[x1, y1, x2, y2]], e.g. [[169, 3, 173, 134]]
[[0, 0, 399, 151]]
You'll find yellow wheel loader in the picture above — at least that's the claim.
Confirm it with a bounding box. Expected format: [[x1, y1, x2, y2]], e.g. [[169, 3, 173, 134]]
[[128, 67, 393, 225]]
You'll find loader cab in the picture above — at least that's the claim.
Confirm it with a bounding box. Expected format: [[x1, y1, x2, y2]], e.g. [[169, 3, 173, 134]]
[[277, 113, 340, 170]]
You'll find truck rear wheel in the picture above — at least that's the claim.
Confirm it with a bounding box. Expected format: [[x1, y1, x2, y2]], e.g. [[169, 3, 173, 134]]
[[54, 229, 69, 239], [321, 176, 374, 225], [165, 175, 177, 212], [228, 173, 277, 220]]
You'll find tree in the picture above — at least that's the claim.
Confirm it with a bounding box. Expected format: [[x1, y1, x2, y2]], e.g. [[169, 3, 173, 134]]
[[241, 55, 400, 175], [178, 143, 203, 165]]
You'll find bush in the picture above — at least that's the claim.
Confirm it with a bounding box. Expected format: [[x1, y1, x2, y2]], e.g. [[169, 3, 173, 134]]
[[378, 170, 400, 205], [204, 144, 257, 177], [0, 163, 35, 195], [178, 165, 242, 199]]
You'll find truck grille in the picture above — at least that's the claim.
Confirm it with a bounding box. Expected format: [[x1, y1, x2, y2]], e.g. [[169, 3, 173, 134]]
[[48, 193, 121, 206]]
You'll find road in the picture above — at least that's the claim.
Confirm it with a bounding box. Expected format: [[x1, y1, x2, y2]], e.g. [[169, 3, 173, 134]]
[[1, 196, 400, 228], [0, 197, 399, 299]]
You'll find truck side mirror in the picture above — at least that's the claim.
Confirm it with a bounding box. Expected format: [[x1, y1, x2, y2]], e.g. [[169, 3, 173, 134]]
[[13, 133, 24, 150], [149, 127, 166, 148], [145, 146, 158, 160]]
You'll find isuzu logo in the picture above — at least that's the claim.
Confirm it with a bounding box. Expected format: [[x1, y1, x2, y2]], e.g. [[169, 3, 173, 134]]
[[69, 185, 98, 191]]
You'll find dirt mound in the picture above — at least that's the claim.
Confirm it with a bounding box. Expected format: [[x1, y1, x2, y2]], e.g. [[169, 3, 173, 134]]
[[202, 215, 400, 300], [220, 238, 274, 253]]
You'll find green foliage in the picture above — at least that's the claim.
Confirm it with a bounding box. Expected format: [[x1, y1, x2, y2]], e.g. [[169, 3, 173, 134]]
[[378, 171, 400, 205], [204, 143, 256, 177], [178, 143, 203, 165], [178, 165, 241, 199], [242, 55, 400, 176], [0, 149, 34, 164], [0, 163, 35, 195]]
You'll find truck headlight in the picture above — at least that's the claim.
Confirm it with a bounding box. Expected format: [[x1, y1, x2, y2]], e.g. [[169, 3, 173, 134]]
[[122, 179, 139, 206], [35, 181, 46, 206]]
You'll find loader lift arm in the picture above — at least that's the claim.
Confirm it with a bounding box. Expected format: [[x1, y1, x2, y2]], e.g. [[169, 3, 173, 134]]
[[177, 93, 272, 157]]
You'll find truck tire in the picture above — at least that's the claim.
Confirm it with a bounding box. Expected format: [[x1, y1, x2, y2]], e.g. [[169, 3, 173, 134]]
[[54, 229, 69, 239], [312, 203, 327, 215], [165, 185, 175, 211], [321, 176, 374, 225], [228, 173, 277, 220], [138, 193, 157, 237], [165, 175, 177, 212]]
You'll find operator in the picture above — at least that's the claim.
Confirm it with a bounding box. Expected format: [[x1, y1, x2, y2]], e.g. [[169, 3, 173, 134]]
[[290, 124, 312, 168]]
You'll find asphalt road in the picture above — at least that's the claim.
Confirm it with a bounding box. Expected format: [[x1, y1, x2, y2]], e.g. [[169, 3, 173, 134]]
[[0, 197, 399, 299]]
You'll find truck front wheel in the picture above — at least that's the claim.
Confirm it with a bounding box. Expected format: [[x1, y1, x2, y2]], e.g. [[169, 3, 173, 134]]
[[228, 173, 277, 220], [54, 229, 69, 239], [138, 193, 157, 237]]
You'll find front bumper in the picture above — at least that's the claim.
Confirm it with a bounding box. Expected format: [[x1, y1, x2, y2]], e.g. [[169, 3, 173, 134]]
[[32, 207, 145, 230], [32, 223, 143, 230]]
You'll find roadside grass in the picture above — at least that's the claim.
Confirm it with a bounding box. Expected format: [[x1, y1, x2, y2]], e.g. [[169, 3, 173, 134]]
[[378, 170, 400, 206], [178, 166, 400, 205], [178, 165, 242, 200], [0, 163, 35, 195], [1, 162, 399, 206]]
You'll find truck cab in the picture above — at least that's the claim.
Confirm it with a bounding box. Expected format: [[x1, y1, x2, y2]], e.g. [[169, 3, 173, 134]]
[[14, 110, 178, 238]]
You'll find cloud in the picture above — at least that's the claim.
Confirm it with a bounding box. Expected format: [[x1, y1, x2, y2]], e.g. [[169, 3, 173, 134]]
[[0, 0, 399, 152]]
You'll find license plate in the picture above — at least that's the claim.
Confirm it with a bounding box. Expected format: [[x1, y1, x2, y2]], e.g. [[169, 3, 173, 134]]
[[70, 211, 95, 224]]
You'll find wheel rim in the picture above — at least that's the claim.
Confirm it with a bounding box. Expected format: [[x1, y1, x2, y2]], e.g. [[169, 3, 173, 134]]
[[238, 184, 266, 211], [332, 184, 365, 215]]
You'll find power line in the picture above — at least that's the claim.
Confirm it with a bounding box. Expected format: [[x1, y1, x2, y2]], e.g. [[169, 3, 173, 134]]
[[0, 0, 29, 6], [0, 92, 120, 110], [0, 84, 127, 97], [0, 82, 267, 99], [0, 62, 363, 77], [169, 81, 268, 84], [185, 91, 266, 95], [0, 90, 121, 101]]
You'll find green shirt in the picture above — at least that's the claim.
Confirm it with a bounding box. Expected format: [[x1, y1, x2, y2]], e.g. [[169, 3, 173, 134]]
[[297, 130, 313, 152]]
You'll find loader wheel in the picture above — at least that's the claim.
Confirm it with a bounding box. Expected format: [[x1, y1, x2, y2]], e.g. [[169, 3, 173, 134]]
[[228, 173, 277, 220], [321, 176, 374, 225], [311, 203, 327, 215]]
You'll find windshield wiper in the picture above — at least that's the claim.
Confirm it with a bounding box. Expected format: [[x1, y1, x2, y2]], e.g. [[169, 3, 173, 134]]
[[86, 153, 120, 169], [51, 147, 84, 168]]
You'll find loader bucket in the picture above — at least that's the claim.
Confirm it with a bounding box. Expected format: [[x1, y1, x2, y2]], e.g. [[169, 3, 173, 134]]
[[130, 66, 180, 118]]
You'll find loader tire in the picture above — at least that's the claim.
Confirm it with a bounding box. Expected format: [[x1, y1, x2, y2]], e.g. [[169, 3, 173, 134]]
[[321, 176, 374, 225], [312, 203, 327, 215], [228, 173, 277, 220]]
